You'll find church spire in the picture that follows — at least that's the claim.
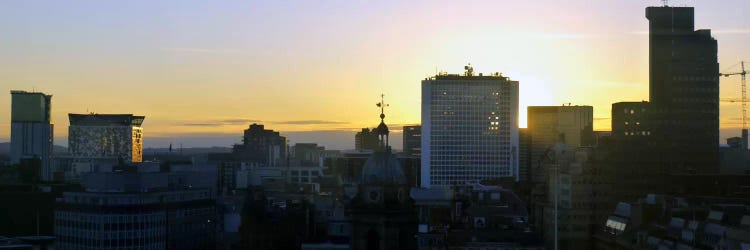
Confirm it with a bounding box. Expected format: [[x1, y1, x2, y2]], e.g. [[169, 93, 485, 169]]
[[375, 94, 390, 148]]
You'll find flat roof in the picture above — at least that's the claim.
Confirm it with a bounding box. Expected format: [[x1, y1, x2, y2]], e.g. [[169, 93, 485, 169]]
[[10, 90, 51, 97], [69, 113, 145, 126], [430, 74, 513, 81]]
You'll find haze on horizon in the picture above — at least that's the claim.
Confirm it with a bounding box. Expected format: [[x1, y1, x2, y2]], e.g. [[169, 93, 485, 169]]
[[1, 0, 749, 149]]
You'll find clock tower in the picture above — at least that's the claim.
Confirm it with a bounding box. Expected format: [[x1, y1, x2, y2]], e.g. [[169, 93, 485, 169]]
[[350, 95, 417, 250]]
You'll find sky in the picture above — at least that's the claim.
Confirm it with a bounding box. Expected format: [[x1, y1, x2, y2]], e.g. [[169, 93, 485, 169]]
[[0, 0, 749, 150]]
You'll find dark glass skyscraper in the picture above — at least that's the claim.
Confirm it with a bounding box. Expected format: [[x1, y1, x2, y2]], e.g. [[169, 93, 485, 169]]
[[646, 6, 719, 173]]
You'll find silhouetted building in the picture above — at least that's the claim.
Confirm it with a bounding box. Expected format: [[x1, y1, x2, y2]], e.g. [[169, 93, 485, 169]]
[[720, 137, 750, 174], [595, 194, 750, 249], [411, 184, 542, 249], [355, 128, 379, 151], [518, 128, 531, 183], [54, 172, 215, 250], [239, 188, 317, 250], [421, 66, 520, 187], [349, 99, 416, 250], [593, 131, 612, 147], [611, 102, 651, 142], [527, 105, 593, 184], [68, 114, 145, 163], [9, 90, 54, 181], [402, 125, 421, 158], [291, 143, 325, 166], [647, 6, 720, 173], [232, 123, 287, 166], [537, 146, 615, 250]]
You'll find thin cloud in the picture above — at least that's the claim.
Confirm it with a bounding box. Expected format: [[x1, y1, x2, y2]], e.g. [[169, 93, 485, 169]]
[[537, 33, 591, 40], [274, 120, 349, 125], [182, 123, 224, 127], [520, 32, 592, 40], [179, 118, 262, 127], [220, 118, 263, 124], [163, 47, 245, 54]]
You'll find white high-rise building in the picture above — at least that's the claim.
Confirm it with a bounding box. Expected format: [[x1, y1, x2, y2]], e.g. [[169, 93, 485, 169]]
[[421, 66, 519, 188]]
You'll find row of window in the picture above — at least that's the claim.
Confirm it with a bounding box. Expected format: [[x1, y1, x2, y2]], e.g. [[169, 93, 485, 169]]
[[623, 131, 651, 136]]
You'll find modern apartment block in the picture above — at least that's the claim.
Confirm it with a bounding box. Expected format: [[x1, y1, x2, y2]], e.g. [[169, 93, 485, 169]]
[[68, 114, 145, 163], [9, 90, 54, 180], [421, 66, 519, 187]]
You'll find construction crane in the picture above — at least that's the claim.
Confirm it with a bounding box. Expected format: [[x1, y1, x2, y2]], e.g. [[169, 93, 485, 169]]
[[720, 61, 748, 149]]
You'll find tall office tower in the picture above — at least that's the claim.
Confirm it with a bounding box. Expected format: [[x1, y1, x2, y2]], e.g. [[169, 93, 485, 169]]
[[355, 128, 379, 151], [232, 123, 287, 166], [402, 125, 421, 157], [527, 105, 593, 184], [9, 90, 54, 180], [68, 114, 145, 163], [421, 66, 519, 188], [647, 6, 720, 173]]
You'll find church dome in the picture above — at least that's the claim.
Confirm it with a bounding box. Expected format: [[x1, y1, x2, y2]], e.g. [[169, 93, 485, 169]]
[[361, 150, 406, 185]]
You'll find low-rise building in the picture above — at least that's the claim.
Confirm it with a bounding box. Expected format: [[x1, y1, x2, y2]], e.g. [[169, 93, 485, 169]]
[[595, 194, 750, 250], [411, 184, 543, 249], [54, 172, 216, 250]]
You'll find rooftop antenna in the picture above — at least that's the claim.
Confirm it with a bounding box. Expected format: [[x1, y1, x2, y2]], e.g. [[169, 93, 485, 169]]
[[464, 63, 474, 76], [662, 0, 668, 6]]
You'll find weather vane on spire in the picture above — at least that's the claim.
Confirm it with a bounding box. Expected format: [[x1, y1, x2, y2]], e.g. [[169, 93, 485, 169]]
[[376, 93, 388, 121]]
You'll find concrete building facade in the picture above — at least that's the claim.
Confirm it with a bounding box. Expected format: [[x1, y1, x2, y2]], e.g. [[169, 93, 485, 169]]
[[54, 172, 215, 250], [9, 90, 54, 180]]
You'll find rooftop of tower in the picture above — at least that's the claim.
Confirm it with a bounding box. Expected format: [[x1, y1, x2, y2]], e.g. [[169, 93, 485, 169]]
[[69, 113, 145, 126]]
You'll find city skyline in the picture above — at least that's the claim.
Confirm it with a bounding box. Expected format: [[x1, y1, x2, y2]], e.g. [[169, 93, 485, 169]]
[[1, 0, 749, 149]]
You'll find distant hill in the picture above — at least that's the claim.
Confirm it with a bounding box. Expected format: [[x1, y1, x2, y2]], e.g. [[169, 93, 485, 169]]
[[0, 142, 229, 156], [143, 146, 232, 155], [0, 142, 67, 155]]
